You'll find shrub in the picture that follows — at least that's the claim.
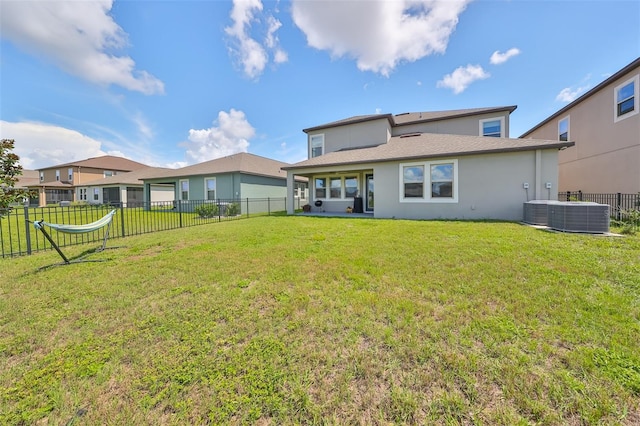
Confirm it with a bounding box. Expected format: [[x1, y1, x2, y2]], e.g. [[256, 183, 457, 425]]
[[195, 203, 219, 218], [620, 209, 640, 235], [226, 203, 239, 216]]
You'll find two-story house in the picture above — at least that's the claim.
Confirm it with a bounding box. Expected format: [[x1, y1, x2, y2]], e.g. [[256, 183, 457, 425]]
[[521, 57, 640, 194], [284, 106, 573, 220], [30, 155, 149, 206]]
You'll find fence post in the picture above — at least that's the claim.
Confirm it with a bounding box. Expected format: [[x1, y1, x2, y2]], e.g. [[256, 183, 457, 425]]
[[566, 191, 570, 201], [120, 205, 126, 238], [578, 190, 582, 201], [178, 200, 183, 228], [23, 207, 32, 255], [268, 197, 271, 216], [218, 199, 221, 221], [246, 198, 249, 218]]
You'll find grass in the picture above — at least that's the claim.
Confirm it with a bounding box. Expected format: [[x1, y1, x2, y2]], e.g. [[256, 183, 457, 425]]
[[1, 217, 639, 425]]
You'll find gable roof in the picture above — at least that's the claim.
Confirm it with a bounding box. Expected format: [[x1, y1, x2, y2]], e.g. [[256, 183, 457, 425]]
[[40, 155, 149, 172], [520, 57, 640, 137], [283, 133, 573, 170], [82, 167, 173, 186], [14, 170, 40, 188], [302, 106, 517, 133], [141, 152, 290, 180]]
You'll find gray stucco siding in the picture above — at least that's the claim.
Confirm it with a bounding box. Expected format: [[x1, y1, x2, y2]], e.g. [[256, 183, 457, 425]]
[[310, 118, 391, 156], [391, 111, 511, 138], [373, 150, 559, 220]]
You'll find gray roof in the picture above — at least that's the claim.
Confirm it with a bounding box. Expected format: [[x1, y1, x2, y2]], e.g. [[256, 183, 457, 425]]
[[142, 152, 291, 180], [283, 133, 574, 170], [521, 57, 640, 137], [302, 106, 517, 133], [40, 155, 149, 172]]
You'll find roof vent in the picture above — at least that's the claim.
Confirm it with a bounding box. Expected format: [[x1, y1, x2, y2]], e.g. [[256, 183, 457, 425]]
[[400, 132, 421, 138]]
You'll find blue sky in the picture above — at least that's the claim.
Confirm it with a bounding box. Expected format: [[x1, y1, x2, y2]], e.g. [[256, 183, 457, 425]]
[[1, 0, 638, 170]]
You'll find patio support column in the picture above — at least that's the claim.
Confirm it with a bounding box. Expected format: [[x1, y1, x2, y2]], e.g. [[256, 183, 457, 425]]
[[286, 172, 295, 214], [38, 187, 46, 207]]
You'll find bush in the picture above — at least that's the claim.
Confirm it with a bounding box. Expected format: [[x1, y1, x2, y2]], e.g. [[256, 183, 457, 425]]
[[195, 203, 219, 218], [620, 209, 640, 235], [226, 203, 239, 216]]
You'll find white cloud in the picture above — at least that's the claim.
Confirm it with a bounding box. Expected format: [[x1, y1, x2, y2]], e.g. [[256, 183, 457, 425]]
[[555, 85, 589, 103], [182, 109, 255, 164], [437, 64, 490, 94], [490, 48, 521, 65], [225, 0, 287, 79], [0, 1, 164, 95], [0, 121, 109, 169], [291, 0, 470, 76]]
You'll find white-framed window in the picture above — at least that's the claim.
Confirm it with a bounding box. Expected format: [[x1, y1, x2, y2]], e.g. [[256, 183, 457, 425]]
[[104, 170, 113, 178], [614, 75, 639, 122], [400, 159, 458, 203], [314, 175, 360, 199], [314, 177, 327, 199], [68, 168, 73, 181], [344, 176, 358, 198], [402, 164, 424, 198], [204, 177, 216, 200], [93, 188, 99, 201], [78, 188, 87, 201], [310, 134, 324, 158], [39, 171, 44, 182], [479, 117, 505, 137], [179, 179, 189, 201], [558, 116, 570, 141], [55, 170, 60, 181]]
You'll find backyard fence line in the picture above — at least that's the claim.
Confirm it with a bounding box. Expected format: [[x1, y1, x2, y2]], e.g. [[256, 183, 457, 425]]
[[0, 197, 303, 259], [558, 191, 640, 221]]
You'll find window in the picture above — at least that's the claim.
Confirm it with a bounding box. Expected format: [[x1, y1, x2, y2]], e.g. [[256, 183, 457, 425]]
[[345, 176, 358, 198], [93, 188, 99, 201], [614, 75, 639, 122], [205, 178, 216, 200], [329, 177, 342, 198], [310, 134, 324, 158], [68, 168, 73, 181], [430, 164, 453, 198], [315, 178, 327, 199], [403, 165, 424, 198], [104, 171, 113, 178], [79, 188, 87, 201], [55, 170, 60, 181], [180, 180, 189, 201], [479, 117, 504, 137], [558, 116, 569, 141], [400, 160, 458, 203], [40, 172, 44, 182]]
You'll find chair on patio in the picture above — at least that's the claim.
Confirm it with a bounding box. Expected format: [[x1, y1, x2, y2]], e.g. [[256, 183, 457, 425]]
[[32, 209, 118, 266]]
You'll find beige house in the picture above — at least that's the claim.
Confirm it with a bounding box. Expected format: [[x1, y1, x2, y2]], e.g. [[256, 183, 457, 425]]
[[30, 155, 149, 206], [284, 107, 572, 220], [521, 57, 640, 194]]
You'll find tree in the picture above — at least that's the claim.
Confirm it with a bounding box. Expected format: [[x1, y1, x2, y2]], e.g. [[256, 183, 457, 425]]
[[1, 139, 35, 218]]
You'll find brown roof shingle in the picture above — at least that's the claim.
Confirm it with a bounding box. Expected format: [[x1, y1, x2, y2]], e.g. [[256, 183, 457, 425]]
[[40, 155, 149, 172], [283, 133, 573, 170]]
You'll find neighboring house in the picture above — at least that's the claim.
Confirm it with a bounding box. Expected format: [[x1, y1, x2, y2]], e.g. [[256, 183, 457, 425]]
[[141, 152, 307, 211], [30, 155, 149, 206], [283, 107, 573, 220], [78, 167, 175, 207], [521, 57, 640, 193], [11, 169, 39, 205]]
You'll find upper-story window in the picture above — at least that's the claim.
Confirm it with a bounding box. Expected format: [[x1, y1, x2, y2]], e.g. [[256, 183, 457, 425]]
[[558, 116, 570, 141], [479, 117, 504, 137], [68, 168, 73, 181], [39, 171, 44, 182], [104, 170, 113, 178], [55, 170, 60, 181], [310, 134, 324, 158], [614, 75, 639, 122]]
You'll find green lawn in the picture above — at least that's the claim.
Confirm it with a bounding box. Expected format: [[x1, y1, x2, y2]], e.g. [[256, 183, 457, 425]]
[[1, 217, 639, 425]]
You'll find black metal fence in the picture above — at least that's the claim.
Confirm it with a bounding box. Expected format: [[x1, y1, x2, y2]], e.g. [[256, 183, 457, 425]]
[[0, 197, 301, 259], [559, 191, 640, 221]]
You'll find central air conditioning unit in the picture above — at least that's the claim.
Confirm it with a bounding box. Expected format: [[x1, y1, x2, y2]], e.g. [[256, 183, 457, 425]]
[[523, 200, 558, 226], [548, 201, 610, 233]]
